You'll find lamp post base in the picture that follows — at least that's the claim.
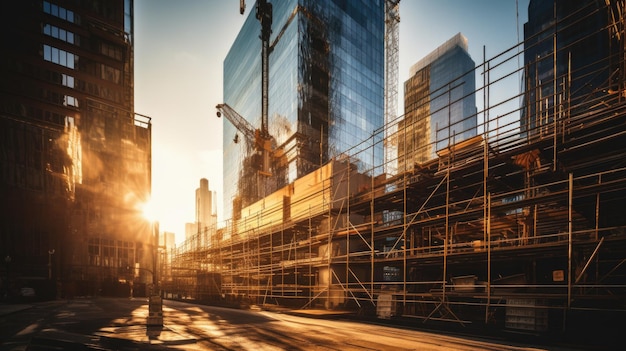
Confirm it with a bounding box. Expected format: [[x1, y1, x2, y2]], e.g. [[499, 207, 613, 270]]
[[147, 295, 163, 326]]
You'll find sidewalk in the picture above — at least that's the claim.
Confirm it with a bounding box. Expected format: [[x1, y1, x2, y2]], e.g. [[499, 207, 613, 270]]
[[24, 323, 198, 350], [23, 326, 196, 351], [0, 298, 68, 316], [1, 300, 197, 349], [0, 302, 32, 316], [286, 308, 355, 319], [260, 304, 357, 319]]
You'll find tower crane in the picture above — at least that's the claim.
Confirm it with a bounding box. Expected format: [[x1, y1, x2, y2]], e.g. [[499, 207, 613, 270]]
[[384, 0, 400, 176], [216, 103, 257, 149], [256, 0, 272, 143], [216, 103, 274, 176], [218, 0, 273, 176]]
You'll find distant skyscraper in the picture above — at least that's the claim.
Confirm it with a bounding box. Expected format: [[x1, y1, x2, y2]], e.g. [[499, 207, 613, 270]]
[[160, 232, 176, 250], [195, 178, 217, 231], [222, 0, 385, 220], [185, 222, 197, 241], [522, 0, 620, 137], [0, 0, 152, 294], [398, 33, 477, 171]]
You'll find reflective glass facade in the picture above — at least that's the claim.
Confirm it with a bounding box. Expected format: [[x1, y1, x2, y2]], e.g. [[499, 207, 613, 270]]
[[399, 33, 476, 171], [521, 0, 618, 137], [223, 0, 384, 220]]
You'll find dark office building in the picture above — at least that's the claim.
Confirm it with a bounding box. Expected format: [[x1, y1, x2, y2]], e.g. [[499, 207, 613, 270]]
[[0, 0, 152, 300], [222, 0, 385, 221], [522, 0, 623, 137]]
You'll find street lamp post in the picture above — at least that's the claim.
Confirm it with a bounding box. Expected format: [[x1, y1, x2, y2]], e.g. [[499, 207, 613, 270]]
[[142, 200, 162, 327], [148, 220, 163, 327], [151, 221, 160, 295]]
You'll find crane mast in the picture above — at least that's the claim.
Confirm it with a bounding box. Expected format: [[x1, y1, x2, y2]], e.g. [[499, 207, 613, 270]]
[[219, 0, 273, 175], [384, 0, 400, 176], [218, 1, 273, 176], [257, 0, 272, 140], [257, 0, 272, 174]]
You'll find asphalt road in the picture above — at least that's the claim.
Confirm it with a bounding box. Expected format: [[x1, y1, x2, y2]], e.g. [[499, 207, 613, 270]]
[[0, 298, 582, 351]]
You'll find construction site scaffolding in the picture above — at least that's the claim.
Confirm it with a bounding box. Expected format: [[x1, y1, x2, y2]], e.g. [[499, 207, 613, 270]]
[[169, 0, 626, 337]]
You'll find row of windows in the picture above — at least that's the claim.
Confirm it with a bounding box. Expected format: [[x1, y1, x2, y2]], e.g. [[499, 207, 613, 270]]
[[42, 45, 123, 85], [88, 256, 131, 268], [43, 3, 126, 65], [43, 44, 77, 69], [43, 23, 78, 45], [41, 87, 78, 108], [79, 80, 122, 103], [0, 122, 70, 193], [1, 101, 68, 127], [88, 238, 135, 255], [6, 56, 126, 109], [44, 19, 124, 63], [0, 159, 70, 194], [43, 1, 75, 23]]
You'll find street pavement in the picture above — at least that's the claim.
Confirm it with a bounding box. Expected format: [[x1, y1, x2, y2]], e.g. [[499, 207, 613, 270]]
[[0, 304, 30, 316], [0, 298, 197, 350], [0, 298, 589, 351]]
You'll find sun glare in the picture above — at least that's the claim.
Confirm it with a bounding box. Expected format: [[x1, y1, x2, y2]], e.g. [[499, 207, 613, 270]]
[[142, 199, 157, 222]]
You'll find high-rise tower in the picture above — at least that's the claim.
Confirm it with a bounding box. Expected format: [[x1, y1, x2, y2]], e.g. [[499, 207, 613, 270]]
[[195, 178, 217, 232], [222, 0, 385, 221], [522, 0, 622, 138], [0, 0, 152, 297], [399, 33, 477, 171]]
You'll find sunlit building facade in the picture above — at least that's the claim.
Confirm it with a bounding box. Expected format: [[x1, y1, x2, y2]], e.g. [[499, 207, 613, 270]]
[[398, 33, 477, 171], [185, 222, 196, 241], [223, 0, 385, 220], [0, 0, 152, 299]]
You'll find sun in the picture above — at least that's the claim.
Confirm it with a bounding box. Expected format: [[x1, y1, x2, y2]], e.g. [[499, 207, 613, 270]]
[[141, 199, 157, 222]]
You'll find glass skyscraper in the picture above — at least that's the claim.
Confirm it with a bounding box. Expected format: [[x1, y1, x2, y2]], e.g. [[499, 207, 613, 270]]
[[398, 33, 477, 171], [223, 0, 384, 220], [522, 0, 620, 138]]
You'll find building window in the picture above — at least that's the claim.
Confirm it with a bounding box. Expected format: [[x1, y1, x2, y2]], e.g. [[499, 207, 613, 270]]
[[64, 95, 79, 107], [100, 42, 122, 60], [124, 0, 132, 43], [43, 44, 77, 69], [43, 1, 75, 23], [43, 23, 78, 45], [65, 116, 75, 128], [99, 64, 120, 83], [62, 73, 75, 88]]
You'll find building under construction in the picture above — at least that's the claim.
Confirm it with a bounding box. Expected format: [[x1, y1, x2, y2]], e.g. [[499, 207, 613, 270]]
[[168, 0, 626, 340]]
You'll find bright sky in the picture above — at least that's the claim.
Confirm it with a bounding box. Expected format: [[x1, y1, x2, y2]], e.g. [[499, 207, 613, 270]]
[[134, 0, 529, 244]]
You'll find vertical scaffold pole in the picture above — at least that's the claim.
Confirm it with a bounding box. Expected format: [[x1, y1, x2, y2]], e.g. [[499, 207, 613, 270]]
[[567, 173, 573, 310], [485, 193, 491, 324]]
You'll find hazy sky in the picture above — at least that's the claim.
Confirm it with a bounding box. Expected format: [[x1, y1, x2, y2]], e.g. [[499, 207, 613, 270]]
[[134, 0, 529, 243]]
